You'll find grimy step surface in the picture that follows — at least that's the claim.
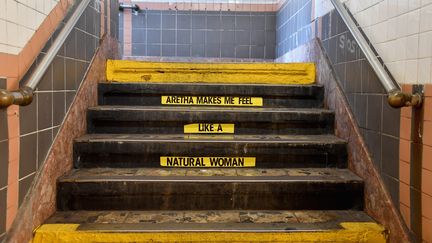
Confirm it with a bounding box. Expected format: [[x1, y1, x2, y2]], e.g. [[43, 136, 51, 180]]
[[73, 134, 347, 168], [98, 83, 324, 108], [46, 210, 374, 232], [87, 106, 334, 135], [57, 168, 363, 211]]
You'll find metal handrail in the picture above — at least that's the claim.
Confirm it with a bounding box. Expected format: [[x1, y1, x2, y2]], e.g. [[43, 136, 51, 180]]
[[330, 0, 422, 108], [0, 0, 91, 108]]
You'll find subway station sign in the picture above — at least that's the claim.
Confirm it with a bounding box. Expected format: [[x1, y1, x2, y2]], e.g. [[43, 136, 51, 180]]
[[161, 95, 263, 106], [160, 156, 256, 167], [184, 123, 234, 134]]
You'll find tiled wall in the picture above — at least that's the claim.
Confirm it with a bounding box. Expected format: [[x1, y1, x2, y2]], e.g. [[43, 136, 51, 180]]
[[315, 0, 432, 85], [318, 9, 401, 206], [17, 0, 102, 206], [0, 0, 60, 54], [276, 0, 312, 57], [122, 10, 276, 59], [276, 0, 432, 242], [0, 1, 119, 240]]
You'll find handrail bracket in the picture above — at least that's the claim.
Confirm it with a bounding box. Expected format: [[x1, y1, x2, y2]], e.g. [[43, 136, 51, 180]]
[[388, 91, 422, 108], [330, 0, 423, 108], [0, 87, 33, 108]]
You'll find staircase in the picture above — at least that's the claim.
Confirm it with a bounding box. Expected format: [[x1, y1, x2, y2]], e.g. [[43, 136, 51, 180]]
[[33, 61, 386, 242]]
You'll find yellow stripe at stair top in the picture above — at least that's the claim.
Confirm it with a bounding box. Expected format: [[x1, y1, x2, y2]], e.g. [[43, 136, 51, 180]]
[[32, 222, 387, 243], [106, 60, 316, 85]]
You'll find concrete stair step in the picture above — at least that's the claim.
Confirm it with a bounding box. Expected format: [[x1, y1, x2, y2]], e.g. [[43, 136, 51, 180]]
[[46, 210, 374, 229], [73, 134, 347, 168], [34, 210, 386, 242], [98, 82, 324, 108], [87, 106, 334, 135], [57, 168, 363, 211]]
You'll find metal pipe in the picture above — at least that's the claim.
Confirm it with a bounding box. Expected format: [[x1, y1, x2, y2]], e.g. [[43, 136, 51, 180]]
[[119, 3, 140, 12], [329, 0, 422, 108], [0, 0, 91, 108]]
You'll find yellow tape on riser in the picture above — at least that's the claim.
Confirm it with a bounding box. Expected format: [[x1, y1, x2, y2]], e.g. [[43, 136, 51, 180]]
[[184, 124, 234, 134], [160, 156, 256, 167], [162, 96, 263, 106]]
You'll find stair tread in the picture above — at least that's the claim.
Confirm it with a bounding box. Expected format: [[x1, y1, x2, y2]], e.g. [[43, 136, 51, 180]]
[[46, 210, 373, 232], [60, 168, 361, 182], [100, 82, 324, 88], [75, 133, 346, 143], [90, 106, 330, 113], [89, 105, 332, 113]]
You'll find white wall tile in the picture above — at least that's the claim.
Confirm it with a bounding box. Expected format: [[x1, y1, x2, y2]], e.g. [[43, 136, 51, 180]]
[[0, 43, 20, 54], [418, 57, 432, 83], [6, 0, 18, 23], [386, 18, 397, 41], [314, 0, 432, 84], [395, 13, 408, 38], [421, 0, 432, 7], [17, 26, 33, 47], [377, 0, 388, 22], [420, 3, 432, 31], [0, 20, 6, 44], [396, 37, 407, 61], [17, 3, 28, 28], [0, 0, 59, 55], [406, 10, 420, 36], [410, 0, 422, 10], [405, 59, 418, 83], [418, 31, 432, 59], [0, 0, 6, 20], [397, 0, 410, 15], [406, 34, 419, 60], [387, 61, 406, 83], [387, 0, 399, 18], [6, 22, 18, 47]]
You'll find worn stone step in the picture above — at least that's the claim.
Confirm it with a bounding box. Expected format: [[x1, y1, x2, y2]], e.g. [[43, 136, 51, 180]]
[[87, 106, 334, 135], [98, 83, 324, 108], [73, 134, 347, 168], [35, 210, 386, 242], [57, 168, 363, 211], [46, 210, 374, 229]]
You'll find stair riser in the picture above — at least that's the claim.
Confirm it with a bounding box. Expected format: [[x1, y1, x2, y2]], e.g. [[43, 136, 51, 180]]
[[87, 110, 335, 135], [57, 181, 363, 211], [73, 141, 347, 168], [98, 84, 324, 108]]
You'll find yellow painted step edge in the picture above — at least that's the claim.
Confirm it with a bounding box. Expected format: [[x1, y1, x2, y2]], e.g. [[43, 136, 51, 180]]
[[106, 60, 316, 85], [33, 222, 387, 243]]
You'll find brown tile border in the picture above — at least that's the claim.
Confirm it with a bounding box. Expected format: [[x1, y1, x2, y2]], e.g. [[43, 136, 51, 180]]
[[122, 6, 132, 57], [424, 84, 432, 97], [3, 36, 119, 243], [423, 145, 432, 171], [6, 104, 19, 231], [424, 121, 432, 147], [423, 217, 432, 242]]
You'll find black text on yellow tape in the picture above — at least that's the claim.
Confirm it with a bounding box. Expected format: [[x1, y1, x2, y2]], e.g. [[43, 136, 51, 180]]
[[184, 123, 234, 134], [161, 95, 263, 106], [160, 157, 256, 167]]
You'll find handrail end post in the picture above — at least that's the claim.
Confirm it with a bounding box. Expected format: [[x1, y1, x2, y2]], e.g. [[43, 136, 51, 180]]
[[0, 87, 34, 108], [0, 89, 15, 108], [387, 90, 423, 108]]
